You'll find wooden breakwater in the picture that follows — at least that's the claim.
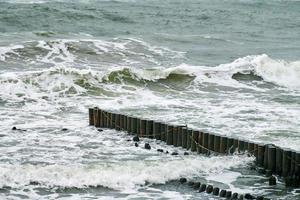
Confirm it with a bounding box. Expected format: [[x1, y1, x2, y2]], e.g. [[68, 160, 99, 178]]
[[89, 107, 300, 188]]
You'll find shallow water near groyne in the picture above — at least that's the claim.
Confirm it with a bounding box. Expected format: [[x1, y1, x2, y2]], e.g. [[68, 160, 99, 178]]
[[0, 0, 300, 199]]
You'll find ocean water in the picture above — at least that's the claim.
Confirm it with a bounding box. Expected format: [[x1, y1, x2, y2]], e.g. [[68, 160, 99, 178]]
[[0, 0, 300, 199]]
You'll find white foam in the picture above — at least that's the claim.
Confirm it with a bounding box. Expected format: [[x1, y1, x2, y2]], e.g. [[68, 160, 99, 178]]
[[0, 44, 24, 61], [252, 54, 300, 89], [0, 155, 252, 190]]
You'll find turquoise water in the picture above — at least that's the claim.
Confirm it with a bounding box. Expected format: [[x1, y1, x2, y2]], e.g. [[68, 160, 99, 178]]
[[0, 0, 300, 199]]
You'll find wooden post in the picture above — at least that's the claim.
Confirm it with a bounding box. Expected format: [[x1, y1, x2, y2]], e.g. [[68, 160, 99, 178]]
[[257, 144, 265, 167], [220, 136, 227, 154], [140, 119, 147, 136], [108, 111, 113, 128], [146, 120, 154, 138], [182, 127, 187, 148], [115, 114, 120, 130], [100, 109, 105, 127], [238, 140, 245, 153], [208, 134, 215, 153], [191, 130, 199, 152], [111, 113, 116, 129], [197, 132, 204, 154], [282, 149, 292, 177], [106, 112, 111, 128], [124, 115, 128, 130], [167, 125, 173, 145], [214, 135, 221, 153], [187, 129, 193, 150], [119, 114, 124, 130], [276, 148, 283, 176], [93, 107, 99, 127], [233, 139, 239, 153], [126, 116, 132, 134], [177, 127, 183, 147], [268, 145, 276, 173], [291, 151, 297, 175], [248, 142, 255, 155], [296, 152, 300, 176], [173, 126, 179, 146], [131, 117, 138, 134], [226, 137, 234, 154], [104, 111, 109, 128], [153, 121, 161, 140], [244, 141, 249, 153], [254, 143, 259, 159], [99, 108, 104, 128], [136, 118, 141, 135], [160, 123, 167, 142], [264, 145, 269, 170], [202, 133, 209, 154], [89, 108, 94, 125]]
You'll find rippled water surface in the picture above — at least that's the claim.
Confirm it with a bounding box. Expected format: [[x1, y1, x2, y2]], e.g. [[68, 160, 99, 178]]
[[0, 0, 300, 199]]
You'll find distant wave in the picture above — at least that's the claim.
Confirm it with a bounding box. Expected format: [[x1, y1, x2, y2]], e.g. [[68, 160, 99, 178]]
[[0, 38, 185, 68]]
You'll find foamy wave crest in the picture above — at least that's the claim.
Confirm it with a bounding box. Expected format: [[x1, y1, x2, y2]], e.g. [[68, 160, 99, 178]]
[[0, 67, 102, 102], [253, 55, 300, 89], [0, 55, 298, 103], [0, 155, 252, 190]]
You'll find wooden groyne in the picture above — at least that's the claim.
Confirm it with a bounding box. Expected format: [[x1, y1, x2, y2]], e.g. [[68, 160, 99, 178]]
[[89, 108, 300, 189]]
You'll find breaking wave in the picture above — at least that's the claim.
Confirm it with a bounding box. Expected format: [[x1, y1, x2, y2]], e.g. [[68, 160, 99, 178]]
[[0, 54, 299, 103]]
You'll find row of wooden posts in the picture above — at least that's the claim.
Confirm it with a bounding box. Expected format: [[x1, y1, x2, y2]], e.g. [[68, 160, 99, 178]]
[[89, 107, 300, 187]]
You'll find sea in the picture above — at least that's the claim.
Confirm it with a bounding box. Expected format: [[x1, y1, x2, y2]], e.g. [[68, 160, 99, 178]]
[[0, 0, 299, 199]]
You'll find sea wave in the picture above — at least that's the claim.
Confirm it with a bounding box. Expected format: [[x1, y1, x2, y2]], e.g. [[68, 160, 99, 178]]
[[102, 54, 300, 90], [154, 54, 300, 89], [0, 54, 299, 103], [0, 38, 185, 68]]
